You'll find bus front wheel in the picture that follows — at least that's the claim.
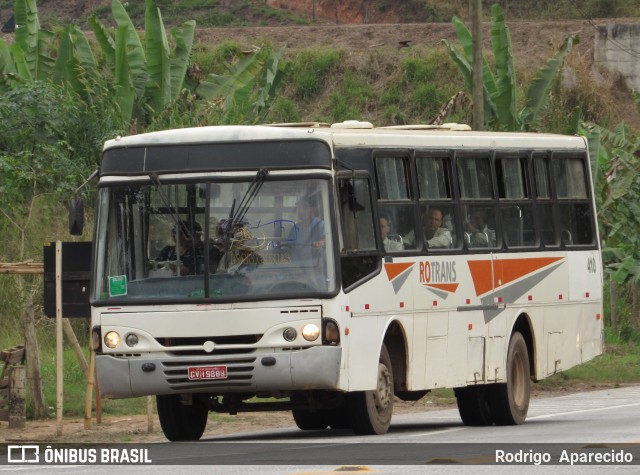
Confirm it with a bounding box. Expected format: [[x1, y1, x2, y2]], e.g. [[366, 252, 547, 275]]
[[489, 331, 531, 425], [347, 344, 394, 435], [156, 394, 209, 441]]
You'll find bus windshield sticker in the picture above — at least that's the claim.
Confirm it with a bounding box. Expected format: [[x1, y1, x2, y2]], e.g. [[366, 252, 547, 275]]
[[108, 275, 128, 297]]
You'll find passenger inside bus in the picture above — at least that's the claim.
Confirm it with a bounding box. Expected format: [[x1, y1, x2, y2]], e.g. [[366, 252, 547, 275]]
[[403, 207, 452, 249], [290, 194, 325, 248], [464, 209, 496, 247], [156, 219, 204, 275], [379, 213, 403, 251]]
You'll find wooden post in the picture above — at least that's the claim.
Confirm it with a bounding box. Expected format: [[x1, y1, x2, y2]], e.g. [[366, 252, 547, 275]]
[[147, 396, 154, 433], [63, 318, 89, 379], [55, 241, 64, 436], [84, 347, 96, 429], [8, 365, 26, 429], [23, 297, 46, 419], [95, 364, 102, 424]]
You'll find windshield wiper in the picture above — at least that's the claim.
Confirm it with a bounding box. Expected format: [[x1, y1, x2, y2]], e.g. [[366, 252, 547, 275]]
[[219, 168, 269, 272]]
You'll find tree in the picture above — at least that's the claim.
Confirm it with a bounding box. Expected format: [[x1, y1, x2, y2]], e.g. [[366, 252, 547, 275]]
[[442, 3, 575, 131]]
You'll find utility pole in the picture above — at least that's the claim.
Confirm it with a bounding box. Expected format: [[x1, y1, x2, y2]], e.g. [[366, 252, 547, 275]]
[[471, 0, 483, 130]]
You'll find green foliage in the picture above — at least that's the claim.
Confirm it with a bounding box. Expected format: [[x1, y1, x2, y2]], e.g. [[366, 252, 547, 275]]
[[191, 41, 242, 75], [289, 49, 343, 100], [328, 70, 375, 122], [443, 4, 575, 131], [268, 97, 302, 123], [87, 0, 197, 126], [195, 46, 289, 124], [580, 121, 640, 285], [0, 82, 91, 206]]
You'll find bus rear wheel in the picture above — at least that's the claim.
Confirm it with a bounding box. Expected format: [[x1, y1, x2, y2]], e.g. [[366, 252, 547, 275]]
[[454, 385, 493, 426], [347, 344, 394, 435], [156, 394, 208, 441], [488, 331, 531, 425]]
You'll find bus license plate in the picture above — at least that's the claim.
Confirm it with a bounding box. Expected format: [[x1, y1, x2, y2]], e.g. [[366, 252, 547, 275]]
[[188, 365, 228, 380]]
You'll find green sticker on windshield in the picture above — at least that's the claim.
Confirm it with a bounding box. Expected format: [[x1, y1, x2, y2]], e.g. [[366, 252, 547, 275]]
[[109, 275, 128, 297]]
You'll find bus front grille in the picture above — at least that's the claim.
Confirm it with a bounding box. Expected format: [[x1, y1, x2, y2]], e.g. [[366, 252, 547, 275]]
[[161, 356, 256, 390]]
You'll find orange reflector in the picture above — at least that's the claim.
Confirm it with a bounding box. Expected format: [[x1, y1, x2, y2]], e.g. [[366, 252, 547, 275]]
[[345, 328, 350, 335], [596, 313, 601, 320], [468, 323, 473, 331]]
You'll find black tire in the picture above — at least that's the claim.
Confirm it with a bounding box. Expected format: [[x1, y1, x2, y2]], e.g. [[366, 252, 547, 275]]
[[347, 344, 394, 435], [156, 394, 208, 441], [454, 385, 493, 426], [292, 409, 328, 430], [324, 405, 351, 429], [488, 332, 531, 425]]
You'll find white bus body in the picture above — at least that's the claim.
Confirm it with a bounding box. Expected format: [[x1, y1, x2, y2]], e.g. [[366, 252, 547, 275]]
[[89, 122, 603, 440]]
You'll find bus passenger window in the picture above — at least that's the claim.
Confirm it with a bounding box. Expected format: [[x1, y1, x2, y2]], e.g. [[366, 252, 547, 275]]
[[404, 206, 456, 249], [416, 156, 452, 199], [457, 156, 492, 199], [558, 203, 594, 246], [463, 206, 496, 248], [501, 204, 536, 248]]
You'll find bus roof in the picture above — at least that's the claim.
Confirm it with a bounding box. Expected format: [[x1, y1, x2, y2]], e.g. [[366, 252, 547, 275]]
[[103, 122, 587, 152]]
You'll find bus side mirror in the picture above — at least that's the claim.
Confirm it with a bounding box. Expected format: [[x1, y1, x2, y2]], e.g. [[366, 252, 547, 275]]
[[69, 198, 85, 236]]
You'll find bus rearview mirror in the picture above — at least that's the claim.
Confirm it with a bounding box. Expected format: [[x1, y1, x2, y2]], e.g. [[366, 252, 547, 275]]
[[69, 198, 85, 236]]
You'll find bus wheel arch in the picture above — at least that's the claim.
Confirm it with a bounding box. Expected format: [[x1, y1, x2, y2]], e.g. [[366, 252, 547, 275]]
[[511, 313, 536, 381], [347, 343, 394, 435], [384, 320, 408, 396], [488, 328, 532, 425]]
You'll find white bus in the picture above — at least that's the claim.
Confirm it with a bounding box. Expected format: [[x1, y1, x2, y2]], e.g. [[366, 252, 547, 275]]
[[85, 121, 603, 440]]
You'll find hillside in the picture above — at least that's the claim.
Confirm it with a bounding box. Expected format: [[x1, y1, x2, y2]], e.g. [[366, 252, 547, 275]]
[[1, 1, 638, 128], [191, 18, 640, 128]]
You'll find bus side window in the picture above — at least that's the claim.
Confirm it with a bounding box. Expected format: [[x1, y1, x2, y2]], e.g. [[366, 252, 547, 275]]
[[338, 177, 378, 289], [553, 155, 595, 247]]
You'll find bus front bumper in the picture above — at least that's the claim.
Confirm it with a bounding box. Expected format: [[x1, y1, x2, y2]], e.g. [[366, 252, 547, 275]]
[[96, 346, 342, 399]]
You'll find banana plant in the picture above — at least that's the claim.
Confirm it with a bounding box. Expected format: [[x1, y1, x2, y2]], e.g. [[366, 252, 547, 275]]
[[443, 3, 575, 131], [580, 120, 640, 285], [196, 46, 289, 124], [88, 0, 196, 125], [0, 0, 55, 90]]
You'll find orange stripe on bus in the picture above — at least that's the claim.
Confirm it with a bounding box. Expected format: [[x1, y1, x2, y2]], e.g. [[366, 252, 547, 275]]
[[424, 282, 460, 293], [384, 262, 414, 281], [468, 257, 563, 296]]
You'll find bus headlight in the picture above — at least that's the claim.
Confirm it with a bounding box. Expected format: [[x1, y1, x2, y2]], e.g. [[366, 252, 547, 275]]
[[104, 331, 121, 349], [302, 324, 320, 342], [283, 327, 297, 342], [125, 333, 139, 347]]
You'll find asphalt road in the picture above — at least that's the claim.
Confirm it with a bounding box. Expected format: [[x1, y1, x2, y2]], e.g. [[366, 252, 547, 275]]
[[2, 385, 639, 474]]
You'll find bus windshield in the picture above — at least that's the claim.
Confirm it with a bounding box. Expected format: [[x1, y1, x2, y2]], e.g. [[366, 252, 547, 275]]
[[92, 176, 336, 303]]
